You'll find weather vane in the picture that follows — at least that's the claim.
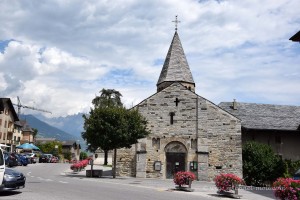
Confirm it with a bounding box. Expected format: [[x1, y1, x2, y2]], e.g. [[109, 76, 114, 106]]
[[172, 15, 181, 31]]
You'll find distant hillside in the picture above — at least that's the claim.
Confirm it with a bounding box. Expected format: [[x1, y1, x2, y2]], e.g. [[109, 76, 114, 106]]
[[34, 113, 85, 139], [20, 114, 80, 141]]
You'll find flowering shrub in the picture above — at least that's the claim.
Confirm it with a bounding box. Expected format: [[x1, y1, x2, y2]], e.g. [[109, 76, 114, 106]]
[[214, 173, 244, 192], [70, 159, 90, 171], [173, 171, 196, 187], [273, 178, 300, 200]]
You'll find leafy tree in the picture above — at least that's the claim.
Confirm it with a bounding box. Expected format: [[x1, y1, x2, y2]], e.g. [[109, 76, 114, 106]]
[[242, 141, 285, 186], [80, 151, 88, 160], [63, 152, 71, 161], [32, 128, 38, 142], [92, 89, 122, 108], [36, 141, 62, 156], [84, 88, 123, 165], [82, 89, 150, 177]]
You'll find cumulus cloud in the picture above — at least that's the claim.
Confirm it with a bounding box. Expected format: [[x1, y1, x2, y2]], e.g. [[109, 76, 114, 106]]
[[0, 0, 299, 117]]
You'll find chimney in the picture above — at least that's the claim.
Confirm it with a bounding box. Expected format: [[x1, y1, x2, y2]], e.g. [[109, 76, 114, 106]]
[[233, 99, 237, 110]]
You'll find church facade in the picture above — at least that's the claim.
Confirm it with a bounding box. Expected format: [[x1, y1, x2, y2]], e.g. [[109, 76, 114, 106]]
[[116, 31, 243, 181]]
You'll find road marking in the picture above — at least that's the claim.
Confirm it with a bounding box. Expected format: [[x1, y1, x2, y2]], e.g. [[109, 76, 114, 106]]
[[59, 181, 68, 184]]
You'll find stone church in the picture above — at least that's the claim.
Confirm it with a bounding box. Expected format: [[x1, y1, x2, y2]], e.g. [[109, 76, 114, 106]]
[[116, 30, 243, 181]]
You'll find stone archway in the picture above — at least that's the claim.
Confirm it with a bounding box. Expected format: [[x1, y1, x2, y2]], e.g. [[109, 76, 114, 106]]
[[165, 141, 187, 179]]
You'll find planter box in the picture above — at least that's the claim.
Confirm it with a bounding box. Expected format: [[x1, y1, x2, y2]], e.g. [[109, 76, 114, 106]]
[[86, 170, 103, 177], [175, 185, 194, 192], [217, 190, 242, 199]]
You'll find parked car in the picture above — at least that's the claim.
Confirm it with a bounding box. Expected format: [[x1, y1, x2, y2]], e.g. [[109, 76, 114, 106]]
[[4, 152, 18, 167], [44, 154, 53, 163], [25, 153, 37, 164], [39, 154, 49, 163], [16, 154, 28, 166], [50, 156, 59, 163], [2, 168, 26, 190], [293, 168, 300, 180]]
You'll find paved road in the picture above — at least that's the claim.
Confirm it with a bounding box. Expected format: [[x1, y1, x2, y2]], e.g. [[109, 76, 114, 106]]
[[0, 163, 276, 200]]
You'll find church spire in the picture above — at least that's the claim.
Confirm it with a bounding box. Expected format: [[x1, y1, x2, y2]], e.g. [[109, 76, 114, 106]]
[[156, 28, 195, 92]]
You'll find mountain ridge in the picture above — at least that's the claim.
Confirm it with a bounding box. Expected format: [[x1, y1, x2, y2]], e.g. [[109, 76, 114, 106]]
[[20, 114, 82, 142]]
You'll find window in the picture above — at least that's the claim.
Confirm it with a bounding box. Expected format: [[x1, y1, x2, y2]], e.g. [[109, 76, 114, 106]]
[[169, 112, 175, 125], [0, 132, 2, 139], [0, 119, 2, 126], [152, 138, 160, 149], [4, 121, 7, 128]]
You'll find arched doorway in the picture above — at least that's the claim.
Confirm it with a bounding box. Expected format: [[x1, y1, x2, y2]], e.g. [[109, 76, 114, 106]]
[[165, 141, 187, 179]]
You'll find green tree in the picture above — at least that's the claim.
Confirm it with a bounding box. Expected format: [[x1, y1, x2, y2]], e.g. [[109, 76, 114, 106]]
[[242, 141, 285, 186], [92, 89, 123, 108], [63, 152, 71, 161], [36, 141, 62, 157], [80, 151, 88, 160], [32, 128, 38, 142], [82, 89, 150, 177], [84, 88, 123, 165]]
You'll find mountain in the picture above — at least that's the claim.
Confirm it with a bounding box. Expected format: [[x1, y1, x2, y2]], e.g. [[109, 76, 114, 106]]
[[19, 114, 81, 142], [33, 113, 85, 139]]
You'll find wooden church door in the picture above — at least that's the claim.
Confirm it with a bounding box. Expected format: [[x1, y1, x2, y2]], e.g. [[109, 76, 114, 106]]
[[166, 152, 186, 179], [165, 141, 187, 179]]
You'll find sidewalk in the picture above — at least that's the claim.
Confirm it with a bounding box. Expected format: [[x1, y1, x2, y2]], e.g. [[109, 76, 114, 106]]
[[64, 165, 275, 200]]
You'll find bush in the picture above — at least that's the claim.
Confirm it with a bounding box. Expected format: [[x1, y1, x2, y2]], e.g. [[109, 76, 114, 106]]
[[273, 177, 300, 200], [283, 160, 300, 178], [63, 152, 71, 161], [243, 141, 285, 186], [80, 152, 88, 160]]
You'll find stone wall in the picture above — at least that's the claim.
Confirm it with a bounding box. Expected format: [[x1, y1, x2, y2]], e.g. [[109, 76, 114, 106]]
[[116, 82, 242, 180]]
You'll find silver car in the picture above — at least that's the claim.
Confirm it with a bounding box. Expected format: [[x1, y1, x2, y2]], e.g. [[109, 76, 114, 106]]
[[2, 168, 26, 190]]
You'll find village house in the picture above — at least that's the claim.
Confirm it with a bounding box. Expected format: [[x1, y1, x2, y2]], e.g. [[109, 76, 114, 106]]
[[61, 140, 81, 161], [219, 101, 300, 161], [115, 30, 243, 181], [0, 98, 19, 152]]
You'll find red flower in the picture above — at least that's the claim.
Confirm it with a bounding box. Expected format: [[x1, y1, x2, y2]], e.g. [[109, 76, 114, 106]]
[[173, 171, 196, 186], [273, 178, 300, 200], [214, 173, 244, 192], [70, 159, 90, 171]]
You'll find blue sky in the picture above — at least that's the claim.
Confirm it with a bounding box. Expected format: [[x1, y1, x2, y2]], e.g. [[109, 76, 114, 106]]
[[0, 0, 299, 117]]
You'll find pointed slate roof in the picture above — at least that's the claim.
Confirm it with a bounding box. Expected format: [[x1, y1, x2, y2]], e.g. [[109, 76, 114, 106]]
[[157, 31, 195, 86]]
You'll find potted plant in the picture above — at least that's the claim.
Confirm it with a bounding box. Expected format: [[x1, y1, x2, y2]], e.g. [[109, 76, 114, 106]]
[[214, 173, 244, 198], [273, 177, 300, 200], [173, 171, 196, 191], [70, 158, 90, 172]]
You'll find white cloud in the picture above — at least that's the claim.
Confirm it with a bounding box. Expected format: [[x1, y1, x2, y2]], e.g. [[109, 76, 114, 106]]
[[0, 0, 299, 117]]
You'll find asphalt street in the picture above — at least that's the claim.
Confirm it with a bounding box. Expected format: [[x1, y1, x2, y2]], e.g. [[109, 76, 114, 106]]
[[0, 163, 276, 200]]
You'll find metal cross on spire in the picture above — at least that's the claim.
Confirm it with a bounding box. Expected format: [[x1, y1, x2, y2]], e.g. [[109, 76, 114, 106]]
[[172, 15, 181, 31]]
